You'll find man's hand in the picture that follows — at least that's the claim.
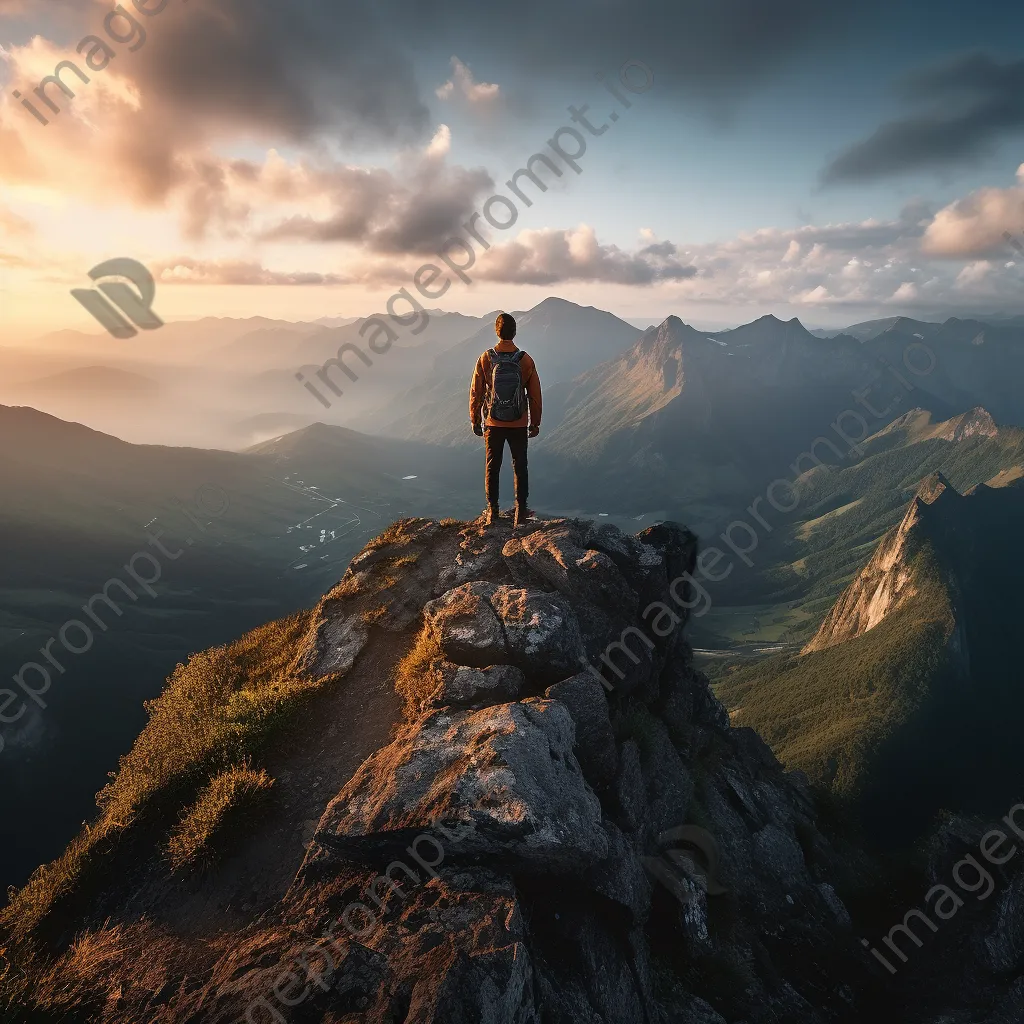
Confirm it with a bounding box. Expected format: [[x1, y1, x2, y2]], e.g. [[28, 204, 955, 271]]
[[529, 425, 540, 438], [473, 422, 484, 436]]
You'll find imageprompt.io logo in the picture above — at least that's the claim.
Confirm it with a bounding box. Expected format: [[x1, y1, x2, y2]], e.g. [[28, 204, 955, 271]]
[[72, 258, 164, 339], [643, 825, 729, 908]]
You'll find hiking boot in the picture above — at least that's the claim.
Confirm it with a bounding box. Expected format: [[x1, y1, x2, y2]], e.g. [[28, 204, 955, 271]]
[[513, 505, 533, 530], [484, 505, 500, 526]]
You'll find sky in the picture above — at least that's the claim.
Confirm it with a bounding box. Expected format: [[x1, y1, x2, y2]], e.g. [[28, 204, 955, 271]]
[[3, 0, 1024, 341]]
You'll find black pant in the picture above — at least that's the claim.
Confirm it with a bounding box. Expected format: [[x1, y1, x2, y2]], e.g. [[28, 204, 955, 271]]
[[484, 426, 528, 507]]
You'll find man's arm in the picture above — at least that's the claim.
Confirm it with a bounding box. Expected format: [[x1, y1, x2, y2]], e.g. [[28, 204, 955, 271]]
[[525, 355, 542, 429], [470, 353, 488, 426]]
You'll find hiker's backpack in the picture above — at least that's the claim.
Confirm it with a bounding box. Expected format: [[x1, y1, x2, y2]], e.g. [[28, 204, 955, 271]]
[[487, 348, 526, 421]]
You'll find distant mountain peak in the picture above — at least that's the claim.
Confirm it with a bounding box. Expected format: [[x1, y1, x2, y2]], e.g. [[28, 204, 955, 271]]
[[531, 295, 585, 312], [933, 407, 998, 443]]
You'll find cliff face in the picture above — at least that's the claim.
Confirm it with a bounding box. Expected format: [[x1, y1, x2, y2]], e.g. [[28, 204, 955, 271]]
[[2, 514, 876, 1024], [802, 472, 965, 658]]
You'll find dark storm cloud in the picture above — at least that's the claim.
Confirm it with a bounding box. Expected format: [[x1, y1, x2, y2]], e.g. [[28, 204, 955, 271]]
[[821, 53, 1024, 184], [389, 0, 866, 99], [134, 0, 430, 144], [127, 0, 866, 145]]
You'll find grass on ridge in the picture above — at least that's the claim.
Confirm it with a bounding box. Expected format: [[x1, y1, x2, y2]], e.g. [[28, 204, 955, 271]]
[[2, 609, 314, 947], [166, 763, 274, 872]]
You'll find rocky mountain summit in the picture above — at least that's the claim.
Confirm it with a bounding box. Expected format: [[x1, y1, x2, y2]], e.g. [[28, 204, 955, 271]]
[[3, 513, 887, 1023], [268, 515, 873, 1023]]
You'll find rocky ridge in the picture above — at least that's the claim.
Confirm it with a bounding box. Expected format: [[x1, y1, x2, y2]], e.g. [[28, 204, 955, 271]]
[[257, 514, 874, 1023], [802, 472, 965, 655]]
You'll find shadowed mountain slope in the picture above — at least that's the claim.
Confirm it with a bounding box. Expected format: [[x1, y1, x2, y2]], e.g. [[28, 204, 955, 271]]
[[717, 472, 1024, 842]]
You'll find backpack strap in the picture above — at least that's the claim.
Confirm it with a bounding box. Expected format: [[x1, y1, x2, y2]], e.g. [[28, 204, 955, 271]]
[[512, 350, 526, 364]]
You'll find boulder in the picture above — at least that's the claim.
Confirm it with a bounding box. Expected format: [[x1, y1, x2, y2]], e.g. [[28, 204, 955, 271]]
[[503, 525, 638, 616], [489, 585, 586, 682], [423, 581, 507, 667], [423, 582, 586, 683], [311, 698, 609, 873]]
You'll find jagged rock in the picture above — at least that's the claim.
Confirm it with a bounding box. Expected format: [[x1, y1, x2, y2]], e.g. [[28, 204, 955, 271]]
[[731, 727, 782, 770], [439, 522, 511, 590], [311, 698, 609, 873], [332, 869, 539, 1024], [421, 660, 525, 710], [576, 600, 658, 698], [636, 521, 698, 581], [545, 672, 618, 789], [991, 977, 1024, 1024], [423, 581, 507, 666], [667, 995, 729, 1024], [528, 904, 658, 1023], [9, 513, 898, 1024], [691, 669, 730, 731], [752, 823, 808, 890], [502, 524, 638, 616], [816, 883, 852, 928], [489, 585, 586, 682], [583, 820, 651, 921], [424, 582, 585, 683]]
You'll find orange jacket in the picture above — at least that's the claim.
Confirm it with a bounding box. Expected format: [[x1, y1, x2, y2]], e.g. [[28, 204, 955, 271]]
[[470, 338, 542, 429]]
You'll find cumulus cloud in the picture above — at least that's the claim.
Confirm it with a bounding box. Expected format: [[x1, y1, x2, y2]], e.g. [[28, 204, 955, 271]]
[[0, 1, 430, 225], [436, 57, 500, 104], [822, 53, 1024, 184], [472, 225, 697, 285], [921, 165, 1024, 257], [955, 260, 993, 288], [257, 149, 494, 254], [890, 282, 919, 302]]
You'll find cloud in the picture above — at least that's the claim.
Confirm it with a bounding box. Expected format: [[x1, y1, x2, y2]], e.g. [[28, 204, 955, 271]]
[[154, 259, 351, 286], [257, 149, 494, 254], [955, 260, 993, 288], [0, 2, 431, 223], [889, 281, 919, 302], [822, 53, 1024, 184], [471, 225, 698, 285], [436, 57, 500, 104], [424, 123, 452, 159], [921, 165, 1024, 257], [725, 204, 933, 254]]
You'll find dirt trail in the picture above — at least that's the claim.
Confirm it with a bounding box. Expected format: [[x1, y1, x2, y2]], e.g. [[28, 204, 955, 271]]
[[149, 519, 481, 938]]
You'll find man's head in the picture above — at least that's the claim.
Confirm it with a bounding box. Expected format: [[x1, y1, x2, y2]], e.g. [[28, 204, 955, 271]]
[[495, 312, 517, 341]]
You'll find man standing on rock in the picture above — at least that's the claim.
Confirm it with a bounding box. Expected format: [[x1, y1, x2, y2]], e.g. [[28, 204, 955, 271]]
[[470, 312, 542, 529]]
